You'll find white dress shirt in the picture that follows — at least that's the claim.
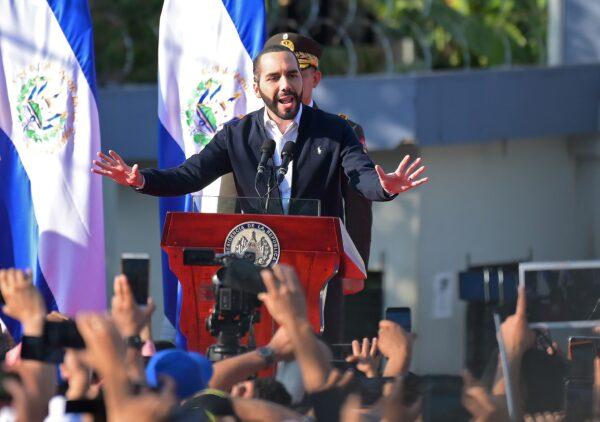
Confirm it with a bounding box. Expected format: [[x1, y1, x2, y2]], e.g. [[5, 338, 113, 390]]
[[263, 104, 303, 213]]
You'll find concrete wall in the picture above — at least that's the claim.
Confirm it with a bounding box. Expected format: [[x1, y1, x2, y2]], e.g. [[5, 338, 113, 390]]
[[370, 135, 596, 374]]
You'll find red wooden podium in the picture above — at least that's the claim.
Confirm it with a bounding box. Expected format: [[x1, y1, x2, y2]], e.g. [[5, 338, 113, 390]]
[[161, 212, 364, 354]]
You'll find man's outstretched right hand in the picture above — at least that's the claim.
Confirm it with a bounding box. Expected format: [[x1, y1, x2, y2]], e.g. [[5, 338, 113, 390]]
[[91, 150, 144, 188]]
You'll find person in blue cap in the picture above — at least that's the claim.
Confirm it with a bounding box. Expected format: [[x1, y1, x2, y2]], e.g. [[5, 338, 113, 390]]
[[146, 348, 214, 400]]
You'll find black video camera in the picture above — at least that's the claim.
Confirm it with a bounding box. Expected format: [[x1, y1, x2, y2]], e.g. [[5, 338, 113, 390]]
[[183, 248, 266, 361]]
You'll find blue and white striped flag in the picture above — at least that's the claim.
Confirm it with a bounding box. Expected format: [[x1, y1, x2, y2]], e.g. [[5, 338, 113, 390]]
[[158, 0, 266, 347], [0, 0, 105, 338]]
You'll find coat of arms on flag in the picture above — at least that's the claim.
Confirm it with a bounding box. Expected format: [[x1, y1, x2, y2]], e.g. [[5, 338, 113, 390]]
[[15, 63, 77, 152], [184, 68, 248, 147], [157, 0, 266, 346], [0, 0, 106, 339]]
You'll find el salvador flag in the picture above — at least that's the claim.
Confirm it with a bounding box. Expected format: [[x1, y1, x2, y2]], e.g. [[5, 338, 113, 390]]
[[0, 0, 106, 338], [158, 0, 266, 348]]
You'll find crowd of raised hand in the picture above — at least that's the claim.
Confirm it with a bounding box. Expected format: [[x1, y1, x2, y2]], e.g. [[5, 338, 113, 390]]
[[0, 266, 597, 421]]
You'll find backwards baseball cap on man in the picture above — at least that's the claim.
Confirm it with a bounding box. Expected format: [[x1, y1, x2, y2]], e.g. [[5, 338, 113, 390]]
[[264, 32, 323, 69]]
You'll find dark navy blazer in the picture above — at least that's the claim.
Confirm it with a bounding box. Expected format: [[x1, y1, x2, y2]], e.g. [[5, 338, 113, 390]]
[[139, 106, 394, 218]]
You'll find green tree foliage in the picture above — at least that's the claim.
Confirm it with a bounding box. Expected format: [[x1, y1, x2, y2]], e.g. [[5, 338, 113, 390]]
[[364, 0, 547, 70], [89, 0, 548, 82], [91, 0, 162, 84]]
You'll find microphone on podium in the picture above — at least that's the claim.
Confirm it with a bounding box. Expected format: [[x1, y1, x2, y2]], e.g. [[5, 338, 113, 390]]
[[256, 139, 276, 175], [276, 141, 296, 185]]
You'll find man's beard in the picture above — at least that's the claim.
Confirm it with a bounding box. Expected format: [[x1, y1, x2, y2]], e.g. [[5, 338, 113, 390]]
[[259, 86, 302, 120]]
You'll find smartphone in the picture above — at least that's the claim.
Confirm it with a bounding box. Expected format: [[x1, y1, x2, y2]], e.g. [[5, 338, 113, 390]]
[[44, 320, 85, 350], [385, 307, 411, 332], [519, 262, 600, 328], [327, 343, 354, 370], [65, 399, 106, 416], [567, 336, 600, 380], [121, 253, 150, 305]]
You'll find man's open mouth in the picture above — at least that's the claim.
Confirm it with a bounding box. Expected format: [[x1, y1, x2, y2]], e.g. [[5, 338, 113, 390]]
[[278, 95, 295, 105]]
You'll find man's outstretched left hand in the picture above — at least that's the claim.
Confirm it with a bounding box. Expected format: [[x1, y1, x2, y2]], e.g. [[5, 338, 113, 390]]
[[375, 155, 429, 195]]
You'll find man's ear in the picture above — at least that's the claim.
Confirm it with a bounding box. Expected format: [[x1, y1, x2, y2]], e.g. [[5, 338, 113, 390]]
[[253, 78, 261, 99], [312, 69, 322, 88]]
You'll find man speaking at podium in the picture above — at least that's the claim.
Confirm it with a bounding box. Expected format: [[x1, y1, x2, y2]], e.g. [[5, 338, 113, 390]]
[[92, 45, 428, 340], [92, 45, 428, 221]]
